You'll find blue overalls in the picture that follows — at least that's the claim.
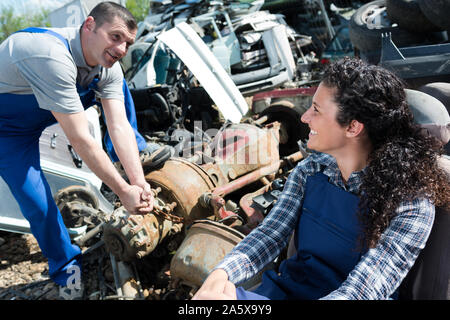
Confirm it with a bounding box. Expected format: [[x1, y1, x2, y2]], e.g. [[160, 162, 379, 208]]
[[76, 68, 147, 162], [0, 27, 145, 286], [236, 172, 364, 299]]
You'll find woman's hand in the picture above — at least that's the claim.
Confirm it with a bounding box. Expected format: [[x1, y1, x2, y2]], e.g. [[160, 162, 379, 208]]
[[192, 269, 237, 300]]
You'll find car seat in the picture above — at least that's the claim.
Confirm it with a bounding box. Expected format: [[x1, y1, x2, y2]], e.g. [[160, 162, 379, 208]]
[[398, 89, 450, 299]]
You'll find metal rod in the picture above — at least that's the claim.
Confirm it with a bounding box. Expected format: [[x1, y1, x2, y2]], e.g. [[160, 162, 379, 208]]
[[81, 239, 105, 256], [76, 222, 105, 247], [109, 253, 124, 299]]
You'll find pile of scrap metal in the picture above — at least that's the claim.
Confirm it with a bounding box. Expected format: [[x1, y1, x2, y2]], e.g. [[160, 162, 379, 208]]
[[53, 17, 319, 294], [123, 0, 316, 93], [116, 0, 320, 144], [101, 116, 308, 298], [55, 93, 313, 299], [1, 1, 363, 300], [51, 1, 329, 300]]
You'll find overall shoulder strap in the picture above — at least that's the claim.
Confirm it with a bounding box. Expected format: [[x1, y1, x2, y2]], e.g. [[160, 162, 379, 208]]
[[14, 27, 71, 54]]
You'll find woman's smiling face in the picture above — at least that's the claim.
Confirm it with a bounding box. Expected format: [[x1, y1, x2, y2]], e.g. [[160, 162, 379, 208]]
[[300, 82, 349, 157]]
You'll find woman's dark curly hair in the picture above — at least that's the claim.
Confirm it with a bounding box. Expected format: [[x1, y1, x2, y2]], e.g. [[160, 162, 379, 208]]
[[321, 57, 450, 248]]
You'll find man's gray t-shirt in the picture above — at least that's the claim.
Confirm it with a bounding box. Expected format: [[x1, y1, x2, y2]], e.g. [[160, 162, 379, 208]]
[[0, 26, 124, 113]]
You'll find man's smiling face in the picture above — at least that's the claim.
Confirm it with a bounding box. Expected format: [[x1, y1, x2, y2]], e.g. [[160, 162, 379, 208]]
[[83, 15, 136, 68]]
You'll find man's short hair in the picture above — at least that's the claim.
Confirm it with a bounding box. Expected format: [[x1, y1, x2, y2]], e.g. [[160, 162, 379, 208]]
[[88, 1, 137, 31]]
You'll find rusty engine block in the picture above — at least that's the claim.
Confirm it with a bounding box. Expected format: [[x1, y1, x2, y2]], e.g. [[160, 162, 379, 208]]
[[101, 110, 305, 288]]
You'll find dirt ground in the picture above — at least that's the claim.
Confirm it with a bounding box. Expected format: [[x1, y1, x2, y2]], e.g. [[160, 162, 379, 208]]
[[0, 230, 176, 300]]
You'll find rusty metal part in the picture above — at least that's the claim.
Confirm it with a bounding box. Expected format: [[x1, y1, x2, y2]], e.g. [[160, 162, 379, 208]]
[[252, 114, 269, 126], [54, 185, 99, 228], [198, 150, 303, 219], [109, 254, 144, 300], [239, 184, 270, 233], [210, 159, 281, 197], [76, 222, 105, 247], [280, 150, 304, 168], [104, 124, 302, 262], [104, 158, 217, 261], [54, 185, 99, 209], [102, 202, 182, 261], [145, 158, 217, 221], [152, 202, 183, 223], [199, 193, 237, 220], [202, 122, 281, 186], [204, 123, 286, 197], [114, 259, 144, 300], [170, 220, 245, 287]]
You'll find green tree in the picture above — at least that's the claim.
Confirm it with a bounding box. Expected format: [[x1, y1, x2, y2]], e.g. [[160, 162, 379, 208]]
[[0, 6, 49, 43], [126, 0, 150, 22]]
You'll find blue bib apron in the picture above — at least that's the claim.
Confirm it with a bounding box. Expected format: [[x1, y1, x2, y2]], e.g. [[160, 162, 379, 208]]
[[0, 28, 144, 286], [236, 172, 363, 300]]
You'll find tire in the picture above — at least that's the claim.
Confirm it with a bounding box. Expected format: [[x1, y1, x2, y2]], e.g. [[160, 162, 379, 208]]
[[349, 0, 433, 63], [418, 0, 450, 31], [386, 0, 443, 32]]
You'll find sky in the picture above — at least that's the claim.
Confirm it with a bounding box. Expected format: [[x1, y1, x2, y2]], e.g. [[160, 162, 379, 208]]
[[0, 0, 72, 14]]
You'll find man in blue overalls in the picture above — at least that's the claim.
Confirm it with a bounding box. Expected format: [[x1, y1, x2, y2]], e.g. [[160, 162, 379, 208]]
[[0, 2, 154, 288]]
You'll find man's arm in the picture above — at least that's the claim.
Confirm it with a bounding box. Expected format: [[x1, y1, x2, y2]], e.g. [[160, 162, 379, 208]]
[[51, 110, 152, 215], [100, 98, 154, 209]]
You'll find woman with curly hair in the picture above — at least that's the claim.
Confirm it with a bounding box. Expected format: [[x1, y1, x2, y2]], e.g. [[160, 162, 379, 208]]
[[192, 57, 450, 300]]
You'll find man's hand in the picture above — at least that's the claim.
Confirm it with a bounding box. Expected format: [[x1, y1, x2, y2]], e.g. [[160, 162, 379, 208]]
[[117, 184, 152, 215], [192, 269, 237, 300], [101, 98, 155, 214], [139, 182, 154, 212], [52, 110, 153, 215]]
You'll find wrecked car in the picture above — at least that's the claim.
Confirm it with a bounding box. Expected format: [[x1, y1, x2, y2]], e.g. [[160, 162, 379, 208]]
[[0, 107, 113, 236], [121, 0, 314, 95]]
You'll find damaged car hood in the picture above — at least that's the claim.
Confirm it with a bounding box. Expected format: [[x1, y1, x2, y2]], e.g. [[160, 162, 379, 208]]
[[157, 22, 248, 123]]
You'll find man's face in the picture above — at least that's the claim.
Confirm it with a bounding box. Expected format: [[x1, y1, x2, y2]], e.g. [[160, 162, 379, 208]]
[[300, 82, 349, 157], [83, 15, 136, 68]]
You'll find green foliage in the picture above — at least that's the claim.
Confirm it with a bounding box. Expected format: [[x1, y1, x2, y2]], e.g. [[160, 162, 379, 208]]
[[0, 0, 149, 43], [126, 0, 150, 22], [0, 6, 50, 43]]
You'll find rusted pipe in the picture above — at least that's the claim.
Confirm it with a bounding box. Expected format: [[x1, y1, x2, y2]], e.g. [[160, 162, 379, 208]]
[[253, 115, 269, 126], [279, 150, 304, 168], [211, 161, 280, 197], [199, 193, 236, 220], [76, 222, 105, 247]]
